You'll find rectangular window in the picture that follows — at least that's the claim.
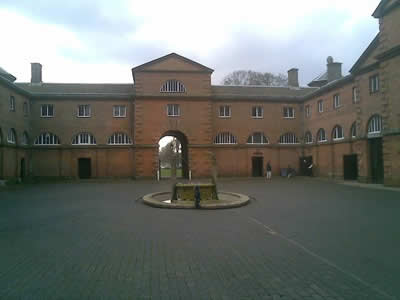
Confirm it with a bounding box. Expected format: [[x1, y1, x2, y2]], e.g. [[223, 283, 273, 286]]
[[318, 100, 324, 113], [369, 74, 379, 93], [219, 105, 231, 118], [113, 105, 126, 117], [23, 102, 29, 116], [9, 96, 15, 112], [333, 94, 341, 108], [305, 105, 311, 118], [352, 87, 359, 103], [41, 104, 54, 117], [283, 107, 295, 118], [77, 104, 91, 117], [251, 106, 263, 118], [167, 104, 180, 116]]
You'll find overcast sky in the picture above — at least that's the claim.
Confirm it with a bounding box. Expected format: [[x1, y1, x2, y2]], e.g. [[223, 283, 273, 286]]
[[0, 0, 380, 86]]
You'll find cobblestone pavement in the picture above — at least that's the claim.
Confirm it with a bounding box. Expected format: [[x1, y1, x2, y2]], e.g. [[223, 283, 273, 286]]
[[0, 178, 399, 300]]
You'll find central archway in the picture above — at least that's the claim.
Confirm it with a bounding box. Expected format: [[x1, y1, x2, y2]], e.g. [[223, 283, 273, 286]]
[[158, 130, 189, 179]]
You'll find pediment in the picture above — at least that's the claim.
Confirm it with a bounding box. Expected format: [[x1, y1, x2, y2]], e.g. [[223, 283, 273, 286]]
[[132, 53, 213, 73]]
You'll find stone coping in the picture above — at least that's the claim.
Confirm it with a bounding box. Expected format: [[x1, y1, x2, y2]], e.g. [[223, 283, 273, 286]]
[[142, 191, 250, 209]]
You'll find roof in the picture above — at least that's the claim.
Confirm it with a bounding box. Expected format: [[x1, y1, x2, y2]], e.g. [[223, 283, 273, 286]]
[[211, 85, 317, 101], [308, 72, 328, 87], [0, 66, 17, 82], [372, 0, 400, 18], [15, 82, 135, 99], [131, 53, 214, 74]]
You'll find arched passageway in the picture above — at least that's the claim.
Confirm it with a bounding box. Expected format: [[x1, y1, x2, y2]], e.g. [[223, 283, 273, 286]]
[[158, 131, 189, 179]]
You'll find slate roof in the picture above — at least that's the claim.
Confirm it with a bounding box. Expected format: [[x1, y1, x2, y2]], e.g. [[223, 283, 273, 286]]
[[211, 85, 317, 101], [15, 82, 135, 99], [308, 72, 328, 87], [0, 66, 17, 82]]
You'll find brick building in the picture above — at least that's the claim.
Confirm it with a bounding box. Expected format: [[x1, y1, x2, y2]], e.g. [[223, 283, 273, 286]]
[[1, 0, 399, 186]]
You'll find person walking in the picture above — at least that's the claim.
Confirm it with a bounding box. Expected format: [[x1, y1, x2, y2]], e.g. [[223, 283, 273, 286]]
[[266, 161, 272, 180]]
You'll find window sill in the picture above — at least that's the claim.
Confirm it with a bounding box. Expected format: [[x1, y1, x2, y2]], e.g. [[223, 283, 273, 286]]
[[283, 117, 295, 119], [41, 116, 54, 118], [219, 116, 231, 118], [77, 116, 91, 118], [113, 116, 126, 118], [167, 115, 180, 117], [333, 137, 344, 141], [251, 116, 263, 119]]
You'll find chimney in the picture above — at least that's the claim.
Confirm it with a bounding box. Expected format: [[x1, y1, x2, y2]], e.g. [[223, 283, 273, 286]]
[[31, 63, 42, 85], [326, 56, 342, 83], [287, 68, 299, 88]]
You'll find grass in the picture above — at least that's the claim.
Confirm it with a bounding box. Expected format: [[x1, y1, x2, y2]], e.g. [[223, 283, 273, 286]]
[[160, 168, 182, 178]]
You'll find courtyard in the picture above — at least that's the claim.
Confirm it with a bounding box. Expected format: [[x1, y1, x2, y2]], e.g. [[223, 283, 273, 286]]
[[0, 178, 399, 300]]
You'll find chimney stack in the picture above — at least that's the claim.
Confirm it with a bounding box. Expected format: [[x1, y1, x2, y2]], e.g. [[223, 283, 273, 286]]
[[288, 68, 299, 88], [326, 56, 342, 83], [31, 63, 42, 85]]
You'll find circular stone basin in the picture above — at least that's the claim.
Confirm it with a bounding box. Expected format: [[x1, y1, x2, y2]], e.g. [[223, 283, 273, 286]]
[[142, 191, 250, 209]]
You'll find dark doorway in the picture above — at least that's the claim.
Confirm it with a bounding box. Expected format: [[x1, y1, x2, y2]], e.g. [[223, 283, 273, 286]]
[[20, 158, 26, 180], [369, 138, 384, 183], [252, 157, 264, 177], [299, 156, 313, 176], [343, 154, 358, 180], [159, 131, 189, 179], [78, 158, 91, 179]]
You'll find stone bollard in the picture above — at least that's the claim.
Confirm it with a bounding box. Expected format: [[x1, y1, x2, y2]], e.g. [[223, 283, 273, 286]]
[[194, 185, 201, 209]]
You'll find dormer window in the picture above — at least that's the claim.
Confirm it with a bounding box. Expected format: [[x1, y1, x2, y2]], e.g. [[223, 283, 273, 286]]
[[160, 80, 186, 93]]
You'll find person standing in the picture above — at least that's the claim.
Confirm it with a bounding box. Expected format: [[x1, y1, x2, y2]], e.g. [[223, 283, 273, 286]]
[[266, 161, 272, 180]]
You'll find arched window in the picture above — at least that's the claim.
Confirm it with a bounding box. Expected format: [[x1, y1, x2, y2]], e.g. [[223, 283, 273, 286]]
[[72, 132, 96, 145], [160, 80, 186, 93], [367, 114, 382, 135], [247, 132, 269, 144], [108, 132, 132, 145], [279, 132, 298, 144], [7, 128, 16, 144], [350, 122, 357, 139], [34, 132, 60, 145], [304, 131, 313, 144], [332, 125, 344, 140], [214, 132, 237, 144], [21, 131, 29, 145], [317, 128, 327, 142]]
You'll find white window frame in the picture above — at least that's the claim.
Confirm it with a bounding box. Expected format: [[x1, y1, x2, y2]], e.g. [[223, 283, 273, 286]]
[[77, 104, 91, 118], [332, 126, 344, 141], [283, 107, 295, 119], [318, 100, 324, 113], [214, 132, 237, 144], [368, 115, 382, 135], [41, 104, 54, 117], [167, 104, 180, 117], [72, 133, 96, 145], [351, 122, 357, 138], [317, 129, 327, 143], [9, 96, 15, 112], [369, 75, 379, 93], [352, 87, 359, 103], [305, 105, 311, 118], [305, 131, 313, 144], [333, 94, 341, 109], [219, 105, 231, 118], [279, 133, 299, 144], [251, 106, 263, 119], [113, 105, 126, 118], [34, 132, 60, 145], [7, 128, 16, 144], [160, 80, 186, 93], [247, 132, 269, 144], [108, 132, 132, 145]]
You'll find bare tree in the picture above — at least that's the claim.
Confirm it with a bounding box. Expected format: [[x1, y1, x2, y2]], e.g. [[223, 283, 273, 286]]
[[222, 70, 288, 87]]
